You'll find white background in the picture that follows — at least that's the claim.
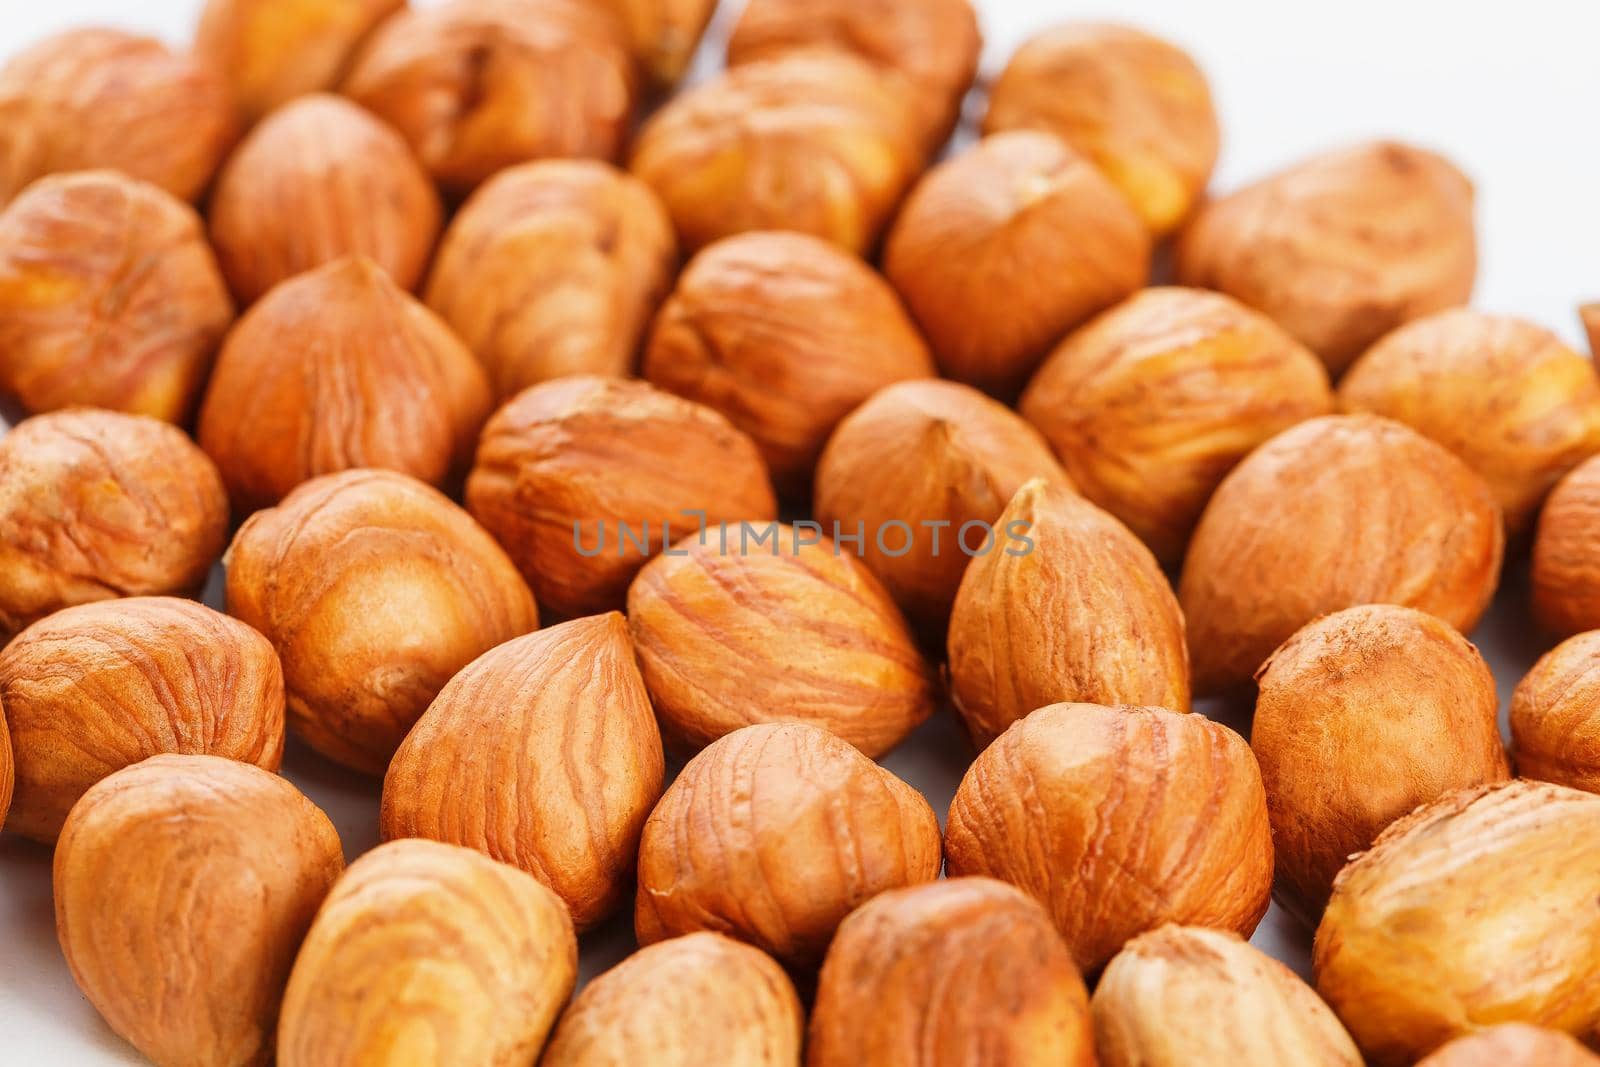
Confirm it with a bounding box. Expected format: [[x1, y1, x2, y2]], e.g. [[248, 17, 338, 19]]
[[1, 0, 1597, 1062]]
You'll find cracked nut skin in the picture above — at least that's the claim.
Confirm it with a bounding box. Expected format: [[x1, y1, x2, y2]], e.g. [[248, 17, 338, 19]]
[[635, 722, 941, 968], [382, 613, 664, 929], [1534, 456, 1600, 637], [644, 231, 935, 492], [425, 160, 677, 401], [944, 702, 1274, 975], [1176, 141, 1477, 375], [226, 469, 539, 775], [599, 0, 717, 90], [0, 171, 234, 424], [1511, 630, 1600, 794], [0, 597, 284, 843], [1180, 414, 1503, 696], [1416, 1025, 1600, 1067], [1314, 781, 1600, 1065], [55, 754, 344, 1067], [1020, 286, 1332, 564], [278, 839, 577, 1067], [543, 932, 802, 1067], [809, 877, 1095, 1067], [947, 478, 1189, 748]]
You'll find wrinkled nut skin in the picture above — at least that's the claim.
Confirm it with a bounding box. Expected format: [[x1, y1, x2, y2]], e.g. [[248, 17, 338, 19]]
[[944, 702, 1274, 975], [55, 754, 344, 1067], [1176, 141, 1477, 375], [382, 614, 664, 929], [947, 478, 1190, 749], [1020, 286, 1332, 564], [0, 171, 234, 424], [1314, 781, 1600, 1066], [645, 231, 935, 491], [1092, 925, 1362, 1067], [426, 160, 677, 400], [466, 375, 778, 619], [278, 839, 577, 1067], [885, 131, 1152, 398], [809, 878, 1095, 1067], [198, 256, 492, 513], [600, 0, 718, 90], [1416, 1025, 1600, 1067], [635, 722, 942, 968], [208, 94, 441, 304], [1534, 456, 1600, 636], [0, 597, 285, 843], [226, 469, 539, 775], [1180, 414, 1504, 696], [0, 410, 229, 642], [543, 933, 803, 1067], [1511, 631, 1600, 794]]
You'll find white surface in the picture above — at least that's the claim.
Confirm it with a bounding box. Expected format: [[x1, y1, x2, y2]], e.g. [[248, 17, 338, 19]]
[[1, 0, 1598, 1063]]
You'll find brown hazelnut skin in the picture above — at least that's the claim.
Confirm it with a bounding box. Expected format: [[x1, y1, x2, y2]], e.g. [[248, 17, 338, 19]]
[[208, 94, 441, 305], [54, 754, 344, 1067], [634, 722, 942, 969], [944, 702, 1274, 975], [808, 877, 1095, 1067], [1176, 141, 1478, 375], [0, 409, 229, 642], [1020, 286, 1333, 564], [0, 597, 285, 843], [644, 231, 935, 492], [1251, 605, 1510, 920], [0, 171, 234, 424], [0, 698, 11, 832], [1510, 630, 1600, 794], [884, 131, 1152, 398], [466, 375, 778, 619], [225, 469, 540, 775], [1583, 303, 1600, 357], [1180, 414, 1504, 696], [1533, 455, 1600, 636], [1415, 1025, 1600, 1067], [599, 0, 718, 91]]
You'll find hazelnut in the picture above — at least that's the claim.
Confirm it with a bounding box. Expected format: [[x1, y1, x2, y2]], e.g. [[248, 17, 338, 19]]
[[1176, 141, 1477, 374], [884, 132, 1151, 397], [1416, 1025, 1600, 1067], [1020, 286, 1333, 564], [1583, 303, 1600, 357], [1510, 630, 1600, 793], [627, 525, 934, 756], [542, 932, 803, 1067], [1252, 605, 1510, 919], [0, 597, 285, 843], [0, 699, 11, 833], [382, 613, 664, 929], [208, 94, 441, 304], [644, 231, 935, 491], [226, 469, 540, 774], [809, 877, 1095, 1067], [634, 722, 941, 968], [198, 256, 492, 513], [985, 22, 1220, 235], [54, 754, 344, 1067], [342, 0, 636, 196], [944, 702, 1273, 974], [0, 171, 234, 424], [1533, 455, 1600, 635], [0, 409, 228, 642], [947, 479, 1190, 749], [278, 839, 577, 1066], [599, 0, 718, 90], [466, 375, 777, 618], [0, 29, 236, 205], [425, 160, 677, 400], [1314, 781, 1600, 1065], [1339, 309, 1600, 535], [1092, 925, 1362, 1067], [1180, 414, 1504, 695]]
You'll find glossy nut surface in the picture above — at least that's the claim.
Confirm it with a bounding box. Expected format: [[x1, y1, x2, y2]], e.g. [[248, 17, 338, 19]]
[[1511, 629, 1600, 793]]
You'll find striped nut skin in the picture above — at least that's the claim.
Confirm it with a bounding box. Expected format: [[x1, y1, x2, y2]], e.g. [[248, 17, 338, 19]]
[[55, 755, 344, 1067], [635, 722, 942, 969], [944, 703, 1273, 975], [226, 469, 539, 776], [0, 597, 285, 843], [278, 839, 577, 1067], [808, 878, 1095, 1067], [947, 478, 1189, 749], [382, 613, 664, 930], [1534, 456, 1600, 636], [1314, 782, 1600, 1067], [0, 409, 229, 643], [542, 933, 802, 1067], [599, 0, 718, 90], [1512, 631, 1600, 793], [0, 697, 11, 832], [1179, 414, 1504, 696], [1416, 1025, 1600, 1067]]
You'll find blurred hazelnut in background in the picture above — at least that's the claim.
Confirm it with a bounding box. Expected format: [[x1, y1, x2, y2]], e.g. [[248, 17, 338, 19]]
[[1512, 629, 1600, 793], [1415, 1025, 1600, 1067], [599, 0, 718, 91], [1534, 454, 1600, 636]]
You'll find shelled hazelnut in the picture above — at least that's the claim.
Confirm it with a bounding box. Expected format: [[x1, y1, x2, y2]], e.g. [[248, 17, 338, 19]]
[[599, 0, 718, 90], [1416, 1025, 1600, 1067], [1531, 456, 1600, 635], [0, 700, 11, 832], [1583, 303, 1600, 356], [1511, 630, 1600, 793]]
